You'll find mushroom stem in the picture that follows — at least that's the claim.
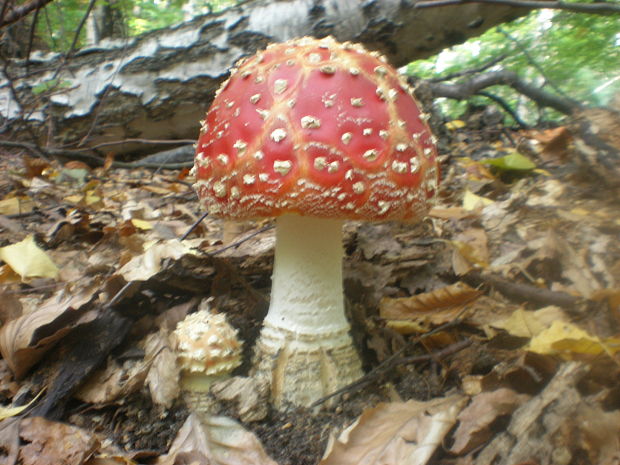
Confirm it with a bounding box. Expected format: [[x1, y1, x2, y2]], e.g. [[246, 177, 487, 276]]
[[253, 214, 363, 409]]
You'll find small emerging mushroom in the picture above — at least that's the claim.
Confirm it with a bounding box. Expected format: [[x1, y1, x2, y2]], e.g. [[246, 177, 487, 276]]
[[193, 36, 439, 409], [173, 307, 242, 413]]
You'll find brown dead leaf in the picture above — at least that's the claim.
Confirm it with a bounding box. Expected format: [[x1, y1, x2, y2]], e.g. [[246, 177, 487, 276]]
[[86, 457, 137, 465], [19, 416, 99, 465], [452, 228, 489, 270], [144, 330, 180, 408], [450, 388, 530, 454], [528, 126, 572, 164], [0, 418, 20, 465], [379, 282, 481, 334], [0, 291, 23, 324], [320, 395, 466, 465], [157, 413, 277, 465], [0, 284, 99, 378], [22, 156, 50, 178], [428, 206, 477, 221], [575, 402, 620, 465], [75, 356, 149, 405]]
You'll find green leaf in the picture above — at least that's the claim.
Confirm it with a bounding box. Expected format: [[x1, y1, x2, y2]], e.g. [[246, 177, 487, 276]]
[[32, 78, 71, 95], [482, 152, 537, 171]]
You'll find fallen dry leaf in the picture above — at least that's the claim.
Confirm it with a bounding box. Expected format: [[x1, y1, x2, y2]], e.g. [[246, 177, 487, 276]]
[[19, 416, 99, 465], [157, 413, 278, 465], [0, 284, 99, 378], [75, 356, 149, 405], [379, 282, 481, 334], [575, 402, 620, 465], [462, 189, 494, 211], [118, 239, 195, 282], [491, 306, 568, 338], [450, 388, 530, 454], [528, 320, 620, 358], [0, 235, 58, 281], [0, 418, 20, 465], [144, 330, 180, 408], [320, 395, 466, 465], [0, 390, 43, 420], [0, 196, 33, 215]]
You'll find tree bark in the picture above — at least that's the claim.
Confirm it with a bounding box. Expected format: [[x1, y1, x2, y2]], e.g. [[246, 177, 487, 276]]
[[0, 0, 529, 156]]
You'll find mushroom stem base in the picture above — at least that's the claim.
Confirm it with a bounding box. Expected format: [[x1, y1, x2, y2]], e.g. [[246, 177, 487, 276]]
[[253, 324, 362, 410]]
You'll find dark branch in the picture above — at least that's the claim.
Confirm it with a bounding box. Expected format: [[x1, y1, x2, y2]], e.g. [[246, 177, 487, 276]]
[[425, 69, 580, 115], [415, 0, 620, 15], [0, 0, 55, 28], [476, 90, 529, 128]]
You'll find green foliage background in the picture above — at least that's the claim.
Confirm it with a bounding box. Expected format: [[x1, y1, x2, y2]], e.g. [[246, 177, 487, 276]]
[[408, 11, 620, 123]]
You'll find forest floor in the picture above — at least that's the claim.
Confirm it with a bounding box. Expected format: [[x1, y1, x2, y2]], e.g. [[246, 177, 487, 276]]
[[0, 109, 619, 465]]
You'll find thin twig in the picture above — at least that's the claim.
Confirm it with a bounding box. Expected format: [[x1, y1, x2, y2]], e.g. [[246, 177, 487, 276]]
[[208, 224, 274, 255], [496, 26, 569, 100], [180, 211, 209, 241], [397, 338, 473, 364], [87, 138, 196, 150], [429, 53, 508, 83], [476, 90, 529, 128], [0, 0, 55, 27], [310, 316, 466, 408], [50, 0, 97, 81], [415, 0, 620, 15]]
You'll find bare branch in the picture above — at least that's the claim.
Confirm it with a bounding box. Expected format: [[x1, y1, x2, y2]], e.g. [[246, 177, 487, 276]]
[[476, 90, 530, 128], [0, 0, 55, 28], [424, 69, 580, 115], [415, 0, 620, 15]]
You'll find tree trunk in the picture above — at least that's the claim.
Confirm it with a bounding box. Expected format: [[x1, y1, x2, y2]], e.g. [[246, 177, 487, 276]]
[[0, 0, 528, 156]]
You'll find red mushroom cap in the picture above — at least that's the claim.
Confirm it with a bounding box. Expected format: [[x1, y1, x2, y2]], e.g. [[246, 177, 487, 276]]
[[194, 36, 439, 221]]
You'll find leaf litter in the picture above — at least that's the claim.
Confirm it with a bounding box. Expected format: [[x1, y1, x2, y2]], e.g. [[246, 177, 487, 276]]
[[0, 109, 619, 465]]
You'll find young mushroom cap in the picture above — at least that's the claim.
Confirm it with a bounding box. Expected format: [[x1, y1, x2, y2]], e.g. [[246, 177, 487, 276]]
[[173, 308, 242, 412], [193, 36, 439, 409]]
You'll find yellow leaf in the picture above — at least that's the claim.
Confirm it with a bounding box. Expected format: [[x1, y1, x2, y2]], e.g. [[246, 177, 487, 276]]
[[0, 389, 43, 420], [570, 208, 590, 216], [445, 120, 466, 130], [492, 307, 567, 338], [0, 235, 59, 280], [131, 219, 153, 230], [528, 320, 620, 358], [0, 197, 33, 215], [463, 190, 494, 211]]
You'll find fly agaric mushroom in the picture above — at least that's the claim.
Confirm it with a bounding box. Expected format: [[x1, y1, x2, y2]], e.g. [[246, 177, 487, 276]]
[[193, 36, 439, 409]]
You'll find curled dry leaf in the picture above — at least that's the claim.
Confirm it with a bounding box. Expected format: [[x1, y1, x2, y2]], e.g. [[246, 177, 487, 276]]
[[75, 357, 149, 405], [0, 284, 99, 378], [450, 388, 530, 454], [320, 395, 467, 465], [19, 416, 99, 465], [77, 330, 180, 406], [157, 413, 277, 465], [144, 330, 180, 408], [118, 240, 195, 282], [379, 282, 482, 334]]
